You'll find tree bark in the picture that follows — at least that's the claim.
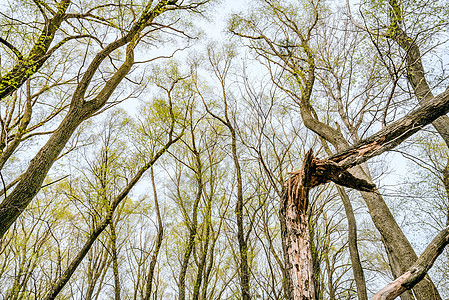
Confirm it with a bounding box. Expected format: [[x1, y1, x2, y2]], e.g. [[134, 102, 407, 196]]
[[283, 150, 316, 300], [382, 236, 415, 300], [322, 140, 368, 300], [192, 222, 210, 300], [143, 166, 164, 300], [0, 0, 180, 239], [283, 88, 449, 297], [355, 166, 439, 300], [110, 221, 121, 300], [280, 194, 295, 300]]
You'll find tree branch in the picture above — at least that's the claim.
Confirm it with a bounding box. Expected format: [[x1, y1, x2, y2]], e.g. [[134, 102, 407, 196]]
[[372, 226, 449, 300]]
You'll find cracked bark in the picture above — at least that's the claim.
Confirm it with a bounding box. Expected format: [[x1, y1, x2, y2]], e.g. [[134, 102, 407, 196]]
[[283, 150, 316, 300]]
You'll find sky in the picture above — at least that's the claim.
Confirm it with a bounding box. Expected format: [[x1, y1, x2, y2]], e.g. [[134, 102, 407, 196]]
[[201, 0, 249, 39]]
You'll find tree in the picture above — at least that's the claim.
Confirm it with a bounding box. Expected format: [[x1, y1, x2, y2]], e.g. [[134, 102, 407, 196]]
[[0, 0, 212, 238], [200, 44, 252, 300], [230, 0, 449, 298], [2, 0, 449, 299]]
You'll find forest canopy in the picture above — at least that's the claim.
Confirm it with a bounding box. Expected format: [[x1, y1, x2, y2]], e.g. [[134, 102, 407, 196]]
[[0, 0, 449, 299]]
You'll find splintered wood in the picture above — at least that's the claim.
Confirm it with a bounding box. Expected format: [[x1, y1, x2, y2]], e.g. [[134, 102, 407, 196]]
[[283, 149, 315, 300], [285, 150, 314, 213], [285, 149, 376, 198], [283, 148, 376, 300]]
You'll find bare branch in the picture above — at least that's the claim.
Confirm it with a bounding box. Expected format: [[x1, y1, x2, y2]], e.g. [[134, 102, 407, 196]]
[[0, 37, 23, 60], [372, 226, 449, 300]]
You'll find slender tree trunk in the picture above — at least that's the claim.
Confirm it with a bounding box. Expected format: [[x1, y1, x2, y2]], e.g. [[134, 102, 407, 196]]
[[203, 59, 252, 298], [84, 241, 109, 300], [201, 231, 217, 300], [230, 128, 251, 300], [179, 139, 203, 300], [442, 159, 449, 227], [319, 137, 368, 300], [336, 186, 368, 300], [110, 221, 121, 300], [143, 167, 163, 300], [178, 188, 200, 300], [192, 223, 210, 300]]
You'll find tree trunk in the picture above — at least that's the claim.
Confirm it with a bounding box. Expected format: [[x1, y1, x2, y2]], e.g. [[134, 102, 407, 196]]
[[230, 127, 251, 300], [280, 191, 295, 300], [0, 0, 177, 239], [336, 186, 368, 300], [143, 166, 163, 300], [192, 223, 210, 300], [383, 236, 415, 300], [179, 138, 203, 300], [354, 166, 440, 300], [283, 150, 316, 300], [322, 140, 367, 300], [281, 93, 449, 296], [110, 221, 121, 300]]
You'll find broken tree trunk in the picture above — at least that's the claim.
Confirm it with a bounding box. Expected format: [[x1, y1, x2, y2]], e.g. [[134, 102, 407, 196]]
[[282, 150, 376, 300], [282, 150, 316, 300], [282, 87, 449, 299]]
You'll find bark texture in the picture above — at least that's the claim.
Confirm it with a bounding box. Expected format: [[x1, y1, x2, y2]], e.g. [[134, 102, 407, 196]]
[[283, 150, 316, 300], [280, 194, 295, 299], [283, 87, 449, 298]]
